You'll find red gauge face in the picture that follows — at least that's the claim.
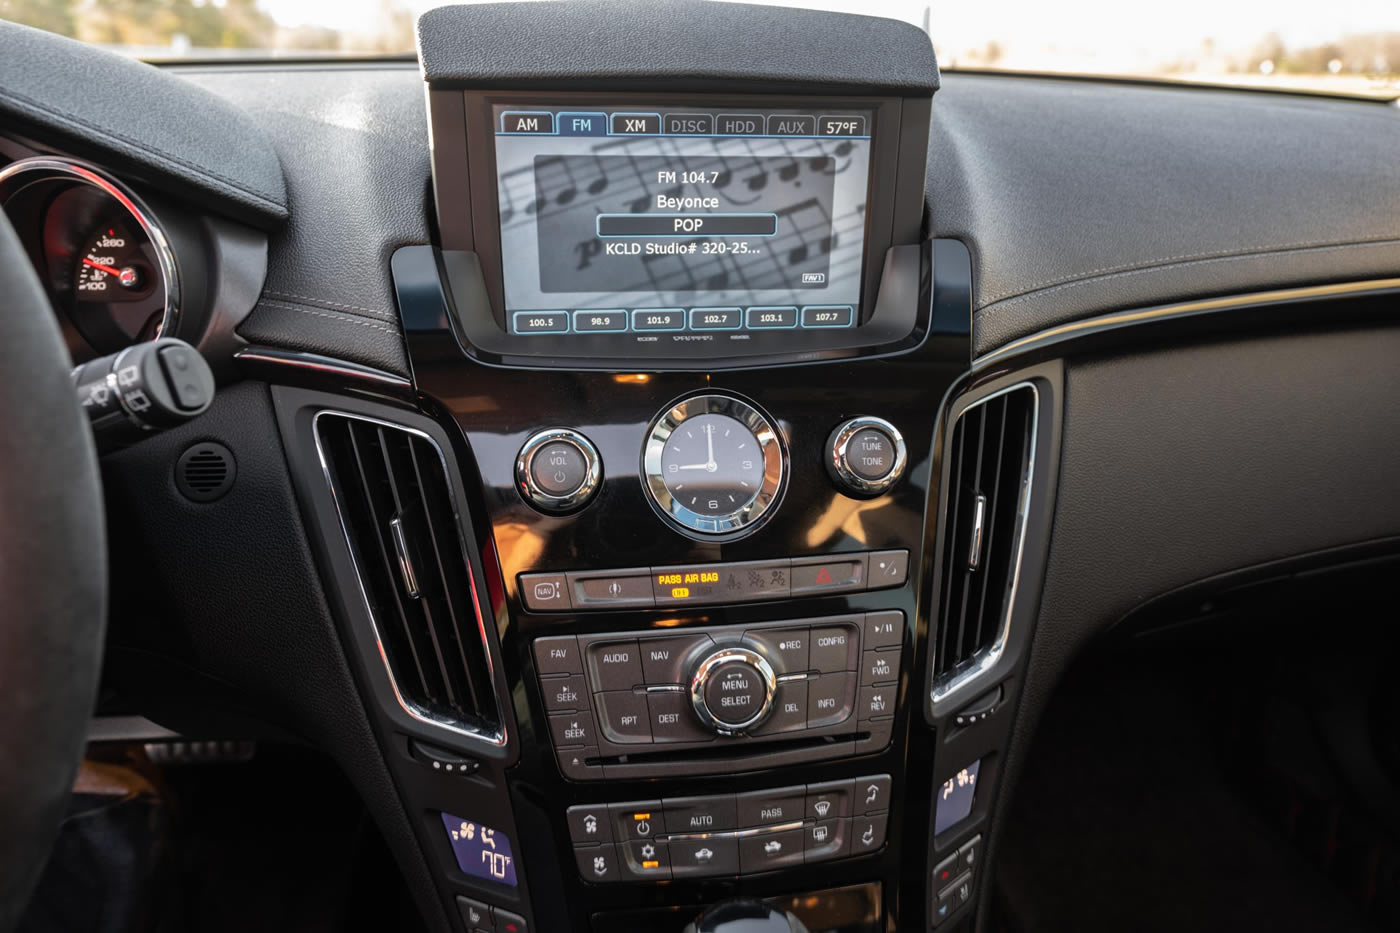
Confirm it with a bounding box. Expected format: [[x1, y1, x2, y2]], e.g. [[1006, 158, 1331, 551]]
[[74, 220, 153, 301]]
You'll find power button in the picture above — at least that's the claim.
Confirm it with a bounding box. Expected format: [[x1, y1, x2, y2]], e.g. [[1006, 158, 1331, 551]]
[[516, 428, 601, 513]]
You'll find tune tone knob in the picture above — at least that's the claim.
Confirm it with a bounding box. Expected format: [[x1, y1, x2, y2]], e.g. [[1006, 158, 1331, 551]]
[[826, 416, 907, 498], [689, 647, 776, 736], [515, 428, 602, 513]]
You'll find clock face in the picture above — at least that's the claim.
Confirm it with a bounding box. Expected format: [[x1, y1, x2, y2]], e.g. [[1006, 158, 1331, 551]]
[[643, 394, 786, 537], [660, 414, 765, 517]]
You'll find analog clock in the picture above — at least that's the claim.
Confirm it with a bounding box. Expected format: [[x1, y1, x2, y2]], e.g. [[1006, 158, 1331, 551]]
[[642, 394, 786, 537]]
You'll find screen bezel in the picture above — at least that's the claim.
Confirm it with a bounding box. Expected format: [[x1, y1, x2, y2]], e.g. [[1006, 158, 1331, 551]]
[[462, 91, 908, 321], [427, 87, 930, 368], [473, 92, 885, 331]]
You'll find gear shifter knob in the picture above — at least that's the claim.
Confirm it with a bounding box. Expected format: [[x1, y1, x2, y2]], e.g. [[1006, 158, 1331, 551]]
[[682, 899, 811, 933]]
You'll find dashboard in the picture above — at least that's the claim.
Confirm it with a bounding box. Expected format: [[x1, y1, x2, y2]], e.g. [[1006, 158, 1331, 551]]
[[3, 3, 1399, 933]]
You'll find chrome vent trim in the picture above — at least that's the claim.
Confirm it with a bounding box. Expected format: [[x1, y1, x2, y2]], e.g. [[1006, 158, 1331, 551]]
[[931, 382, 1039, 707], [313, 410, 506, 747]]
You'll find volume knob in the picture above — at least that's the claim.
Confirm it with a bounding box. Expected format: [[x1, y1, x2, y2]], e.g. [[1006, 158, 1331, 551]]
[[689, 647, 776, 736]]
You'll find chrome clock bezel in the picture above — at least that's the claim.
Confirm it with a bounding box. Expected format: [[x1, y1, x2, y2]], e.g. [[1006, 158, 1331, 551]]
[[642, 393, 786, 538]]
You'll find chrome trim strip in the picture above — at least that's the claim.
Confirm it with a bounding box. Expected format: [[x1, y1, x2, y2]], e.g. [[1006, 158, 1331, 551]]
[[972, 278, 1400, 373], [388, 515, 420, 599], [967, 494, 987, 570], [87, 716, 182, 743], [312, 409, 507, 748], [234, 346, 413, 388], [0, 156, 181, 339], [930, 381, 1040, 707]]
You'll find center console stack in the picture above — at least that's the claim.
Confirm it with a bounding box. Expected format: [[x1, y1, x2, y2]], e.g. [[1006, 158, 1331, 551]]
[[277, 3, 1036, 932]]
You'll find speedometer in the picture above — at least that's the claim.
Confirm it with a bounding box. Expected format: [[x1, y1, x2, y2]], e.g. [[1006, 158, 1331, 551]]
[[0, 157, 179, 359], [75, 221, 152, 299]]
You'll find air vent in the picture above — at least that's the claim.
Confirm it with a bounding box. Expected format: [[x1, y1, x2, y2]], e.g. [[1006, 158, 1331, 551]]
[[315, 413, 503, 744], [931, 384, 1037, 701]]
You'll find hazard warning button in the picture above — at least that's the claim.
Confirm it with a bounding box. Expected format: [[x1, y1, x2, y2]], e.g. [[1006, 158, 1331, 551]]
[[790, 554, 869, 597]]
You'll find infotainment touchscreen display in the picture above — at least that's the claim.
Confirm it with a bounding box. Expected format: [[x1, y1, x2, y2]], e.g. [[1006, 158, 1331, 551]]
[[490, 104, 874, 339]]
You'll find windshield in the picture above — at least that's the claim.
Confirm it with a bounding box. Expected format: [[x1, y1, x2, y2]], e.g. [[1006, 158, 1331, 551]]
[[3, 0, 1397, 100]]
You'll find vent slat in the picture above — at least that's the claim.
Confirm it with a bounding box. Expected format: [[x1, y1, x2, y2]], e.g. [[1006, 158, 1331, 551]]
[[345, 423, 437, 704], [318, 414, 500, 740], [933, 386, 1036, 687]]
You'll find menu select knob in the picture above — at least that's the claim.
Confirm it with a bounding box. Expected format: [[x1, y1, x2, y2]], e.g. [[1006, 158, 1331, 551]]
[[689, 647, 776, 736], [516, 428, 602, 513], [826, 417, 907, 498]]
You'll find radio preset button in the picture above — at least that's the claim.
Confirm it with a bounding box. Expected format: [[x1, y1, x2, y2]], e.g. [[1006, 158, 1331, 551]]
[[746, 306, 798, 329], [632, 308, 686, 331]]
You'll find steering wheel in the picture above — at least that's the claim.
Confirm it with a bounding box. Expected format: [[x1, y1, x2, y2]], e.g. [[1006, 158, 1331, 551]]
[[0, 211, 107, 931]]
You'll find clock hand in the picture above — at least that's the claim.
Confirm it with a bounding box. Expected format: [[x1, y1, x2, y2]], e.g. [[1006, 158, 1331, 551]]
[[705, 423, 716, 469], [676, 463, 711, 470]]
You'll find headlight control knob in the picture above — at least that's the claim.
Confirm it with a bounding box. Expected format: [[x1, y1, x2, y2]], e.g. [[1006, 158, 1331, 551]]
[[516, 428, 602, 513], [689, 647, 776, 736], [826, 416, 907, 498]]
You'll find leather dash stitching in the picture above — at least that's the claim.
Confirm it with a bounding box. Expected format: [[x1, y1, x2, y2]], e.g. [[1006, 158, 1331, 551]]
[[256, 299, 400, 334], [979, 238, 1400, 315]]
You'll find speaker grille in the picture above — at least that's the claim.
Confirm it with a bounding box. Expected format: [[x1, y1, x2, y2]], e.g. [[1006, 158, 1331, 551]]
[[175, 442, 236, 502]]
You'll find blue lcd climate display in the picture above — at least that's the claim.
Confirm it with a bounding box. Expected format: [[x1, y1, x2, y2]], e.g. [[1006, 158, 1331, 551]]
[[933, 760, 982, 836], [441, 812, 518, 887], [492, 103, 873, 337]]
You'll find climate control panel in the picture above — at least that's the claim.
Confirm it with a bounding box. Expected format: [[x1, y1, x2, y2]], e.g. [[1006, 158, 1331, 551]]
[[566, 774, 894, 882], [535, 613, 904, 779]]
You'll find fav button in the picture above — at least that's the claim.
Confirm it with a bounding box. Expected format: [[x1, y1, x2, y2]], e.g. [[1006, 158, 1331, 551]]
[[533, 635, 582, 675]]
